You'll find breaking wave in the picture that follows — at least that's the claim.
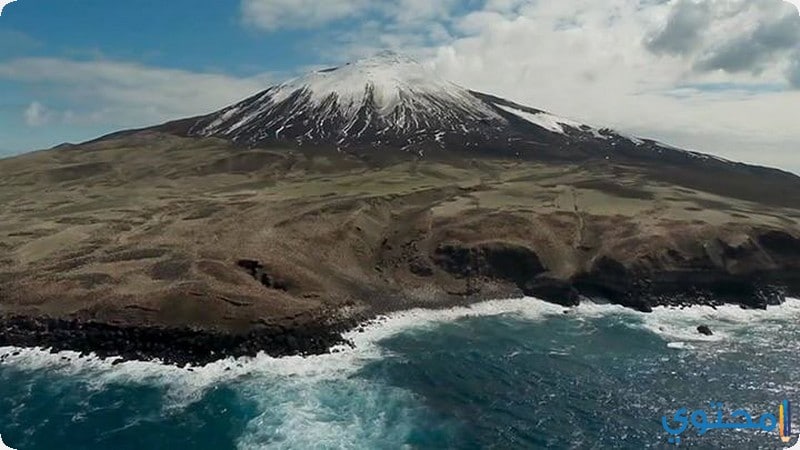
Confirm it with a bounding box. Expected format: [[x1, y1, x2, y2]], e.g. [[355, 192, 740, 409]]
[[2, 297, 800, 449]]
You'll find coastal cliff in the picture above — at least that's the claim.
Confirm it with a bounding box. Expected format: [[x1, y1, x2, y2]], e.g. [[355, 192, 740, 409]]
[[1, 53, 799, 365]]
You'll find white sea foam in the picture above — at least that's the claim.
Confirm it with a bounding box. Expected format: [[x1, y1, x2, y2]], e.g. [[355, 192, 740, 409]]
[[235, 374, 426, 450], [2, 297, 798, 369], [3, 297, 800, 448], [0, 298, 563, 409], [2, 297, 799, 404], [666, 342, 690, 350], [559, 298, 800, 347], [642, 298, 800, 345]]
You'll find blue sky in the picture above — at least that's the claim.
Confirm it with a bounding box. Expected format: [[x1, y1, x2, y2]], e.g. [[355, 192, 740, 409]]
[[1, 0, 799, 172], [2, 0, 337, 74], [0, 0, 329, 153]]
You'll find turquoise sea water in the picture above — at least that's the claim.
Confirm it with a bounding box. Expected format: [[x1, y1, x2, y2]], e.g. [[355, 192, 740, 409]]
[[1, 298, 799, 449]]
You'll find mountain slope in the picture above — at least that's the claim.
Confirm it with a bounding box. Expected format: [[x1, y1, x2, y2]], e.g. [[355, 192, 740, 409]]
[[0, 52, 799, 364], [178, 52, 648, 153], [152, 51, 800, 208]]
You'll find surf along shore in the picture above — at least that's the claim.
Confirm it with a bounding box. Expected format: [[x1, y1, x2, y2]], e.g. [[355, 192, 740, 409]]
[[1, 135, 799, 366]]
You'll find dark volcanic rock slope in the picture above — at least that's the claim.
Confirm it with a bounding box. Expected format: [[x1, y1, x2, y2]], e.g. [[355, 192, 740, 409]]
[[1, 52, 799, 364]]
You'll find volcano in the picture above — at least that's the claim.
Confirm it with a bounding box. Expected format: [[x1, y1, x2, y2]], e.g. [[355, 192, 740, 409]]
[[181, 51, 622, 152], [0, 52, 799, 365], [153, 51, 796, 193]]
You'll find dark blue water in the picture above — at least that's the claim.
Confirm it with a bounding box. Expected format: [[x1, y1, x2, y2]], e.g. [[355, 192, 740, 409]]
[[1, 299, 799, 449]]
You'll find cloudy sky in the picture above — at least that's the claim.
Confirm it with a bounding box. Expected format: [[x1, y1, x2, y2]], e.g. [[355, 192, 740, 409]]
[[1, 0, 798, 172]]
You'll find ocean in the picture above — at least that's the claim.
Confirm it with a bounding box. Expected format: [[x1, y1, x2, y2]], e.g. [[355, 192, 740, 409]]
[[1, 298, 799, 449]]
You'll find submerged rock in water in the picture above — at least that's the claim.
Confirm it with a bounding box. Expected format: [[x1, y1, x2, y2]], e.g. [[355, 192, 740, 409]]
[[697, 325, 713, 336]]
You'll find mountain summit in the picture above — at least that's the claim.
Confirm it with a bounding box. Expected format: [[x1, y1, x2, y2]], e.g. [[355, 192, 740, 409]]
[[173, 52, 760, 173], [183, 51, 623, 153]]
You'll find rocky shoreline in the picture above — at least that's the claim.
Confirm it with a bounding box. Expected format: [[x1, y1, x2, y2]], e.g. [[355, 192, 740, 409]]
[[0, 315, 359, 367], [1, 273, 797, 367], [1, 132, 799, 368]]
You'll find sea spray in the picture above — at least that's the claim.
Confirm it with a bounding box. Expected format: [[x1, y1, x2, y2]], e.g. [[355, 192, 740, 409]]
[[3, 297, 800, 387], [3, 297, 800, 448]]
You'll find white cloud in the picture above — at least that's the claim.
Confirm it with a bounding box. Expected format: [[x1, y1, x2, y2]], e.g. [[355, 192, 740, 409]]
[[785, 0, 800, 14], [383, 0, 459, 24], [0, 0, 17, 17], [0, 58, 272, 127], [3, 0, 799, 173], [415, 0, 800, 172], [23, 101, 52, 126], [241, 0, 460, 31], [290, 0, 798, 171], [242, 0, 370, 30]]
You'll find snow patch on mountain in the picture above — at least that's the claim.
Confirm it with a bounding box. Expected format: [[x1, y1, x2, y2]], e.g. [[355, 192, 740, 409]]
[[192, 51, 506, 145], [495, 104, 577, 134], [493, 103, 616, 142], [187, 50, 728, 166], [269, 52, 496, 120]]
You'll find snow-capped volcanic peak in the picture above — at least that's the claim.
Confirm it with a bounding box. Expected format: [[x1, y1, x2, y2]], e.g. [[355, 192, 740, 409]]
[[271, 51, 495, 120], [190, 51, 509, 148], [187, 51, 634, 152]]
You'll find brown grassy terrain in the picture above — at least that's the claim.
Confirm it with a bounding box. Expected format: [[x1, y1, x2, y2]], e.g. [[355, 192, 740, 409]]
[[0, 131, 799, 344]]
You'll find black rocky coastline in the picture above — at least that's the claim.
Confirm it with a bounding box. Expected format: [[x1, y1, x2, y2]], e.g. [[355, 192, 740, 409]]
[[0, 315, 360, 367], [1, 272, 798, 367]]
